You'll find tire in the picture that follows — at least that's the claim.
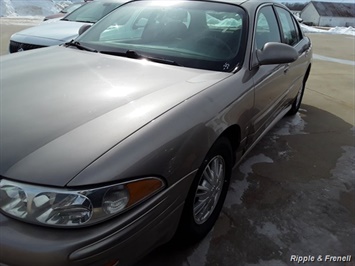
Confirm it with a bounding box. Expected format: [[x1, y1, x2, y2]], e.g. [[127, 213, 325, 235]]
[[287, 81, 306, 116], [175, 137, 233, 242]]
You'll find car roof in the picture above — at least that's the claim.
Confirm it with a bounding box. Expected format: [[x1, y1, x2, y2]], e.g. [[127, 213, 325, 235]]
[[94, 0, 130, 2], [90, 0, 130, 3], [204, 0, 277, 6], [129, 0, 277, 7]]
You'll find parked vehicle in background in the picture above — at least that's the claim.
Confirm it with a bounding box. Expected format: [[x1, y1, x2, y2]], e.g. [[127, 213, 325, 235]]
[[9, 0, 127, 53], [43, 2, 86, 21], [0, 0, 312, 265]]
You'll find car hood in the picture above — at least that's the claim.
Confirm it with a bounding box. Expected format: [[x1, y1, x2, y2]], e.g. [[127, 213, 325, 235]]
[[11, 20, 89, 45], [0, 46, 230, 187]]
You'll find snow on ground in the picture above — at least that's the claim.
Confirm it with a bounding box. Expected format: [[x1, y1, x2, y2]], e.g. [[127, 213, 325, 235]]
[[301, 24, 355, 37], [225, 154, 274, 207], [273, 112, 308, 136]]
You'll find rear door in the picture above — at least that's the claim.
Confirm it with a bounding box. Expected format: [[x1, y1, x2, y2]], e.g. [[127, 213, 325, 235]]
[[274, 6, 310, 105]]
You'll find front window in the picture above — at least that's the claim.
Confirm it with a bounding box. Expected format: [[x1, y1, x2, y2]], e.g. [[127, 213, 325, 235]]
[[255, 6, 281, 50], [76, 1, 247, 72]]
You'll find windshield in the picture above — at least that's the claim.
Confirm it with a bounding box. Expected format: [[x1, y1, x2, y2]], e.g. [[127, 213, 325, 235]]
[[63, 1, 123, 23], [76, 0, 247, 72]]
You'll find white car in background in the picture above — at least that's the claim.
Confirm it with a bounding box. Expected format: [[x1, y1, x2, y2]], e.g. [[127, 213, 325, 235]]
[[43, 2, 87, 21], [9, 0, 127, 53]]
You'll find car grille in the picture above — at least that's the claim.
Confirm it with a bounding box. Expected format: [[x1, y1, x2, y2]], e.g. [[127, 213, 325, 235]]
[[9, 40, 46, 53]]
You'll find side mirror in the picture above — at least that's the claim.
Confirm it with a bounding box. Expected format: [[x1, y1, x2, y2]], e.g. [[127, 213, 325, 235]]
[[257, 42, 298, 65], [78, 24, 91, 35]]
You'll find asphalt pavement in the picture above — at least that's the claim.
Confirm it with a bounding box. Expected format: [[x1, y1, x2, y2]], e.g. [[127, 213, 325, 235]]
[[1, 18, 354, 266]]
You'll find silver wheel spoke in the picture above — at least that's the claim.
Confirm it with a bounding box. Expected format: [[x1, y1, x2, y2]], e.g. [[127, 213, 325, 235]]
[[194, 198, 208, 216], [196, 185, 210, 197], [216, 162, 223, 181], [200, 200, 212, 219], [212, 159, 219, 180], [193, 155, 226, 225], [203, 166, 215, 185]]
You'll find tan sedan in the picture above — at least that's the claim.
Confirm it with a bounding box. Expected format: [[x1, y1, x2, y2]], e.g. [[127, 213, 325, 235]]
[[0, 0, 312, 265]]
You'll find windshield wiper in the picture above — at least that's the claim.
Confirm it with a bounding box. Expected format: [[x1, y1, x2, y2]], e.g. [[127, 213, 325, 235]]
[[76, 20, 95, 23], [100, 50, 181, 66], [64, 40, 97, 52]]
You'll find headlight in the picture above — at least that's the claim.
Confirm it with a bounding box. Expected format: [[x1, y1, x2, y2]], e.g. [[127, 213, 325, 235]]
[[0, 177, 164, 227]]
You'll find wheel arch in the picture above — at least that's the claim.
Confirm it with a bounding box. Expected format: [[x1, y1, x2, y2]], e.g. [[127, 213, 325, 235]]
[[218, 124, 241, 165], [304, 64, 311, 83]]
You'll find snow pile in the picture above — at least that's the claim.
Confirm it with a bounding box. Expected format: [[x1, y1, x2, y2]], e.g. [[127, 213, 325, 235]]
[[0, 0, 81, 17], [329, 26, 355, 36], [301, 24, 328, 34], [301, 24, 355, 37]]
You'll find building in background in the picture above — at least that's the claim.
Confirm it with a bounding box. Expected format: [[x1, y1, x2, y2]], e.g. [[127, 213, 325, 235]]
[[301, 1, 355, 27], [282, 2, 307, 18]]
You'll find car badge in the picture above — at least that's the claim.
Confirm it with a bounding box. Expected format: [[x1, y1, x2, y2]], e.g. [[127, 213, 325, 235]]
[[223, 63, 230, 70], [17, 43, 24, 52]]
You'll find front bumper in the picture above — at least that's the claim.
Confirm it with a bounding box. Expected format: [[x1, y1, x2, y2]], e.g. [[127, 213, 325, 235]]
[[0, 172, 195, 266]]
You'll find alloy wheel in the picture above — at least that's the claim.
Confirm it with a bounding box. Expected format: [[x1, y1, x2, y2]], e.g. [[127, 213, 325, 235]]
[[193, 155, 225, 225]]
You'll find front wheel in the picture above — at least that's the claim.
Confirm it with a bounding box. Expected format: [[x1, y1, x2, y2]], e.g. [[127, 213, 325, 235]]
[[176, 137, 233, 242]]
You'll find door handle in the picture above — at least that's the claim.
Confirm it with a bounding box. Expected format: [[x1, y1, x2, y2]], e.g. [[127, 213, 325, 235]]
[[305, 49, 310, 57], [284, 64, 290, 74]]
